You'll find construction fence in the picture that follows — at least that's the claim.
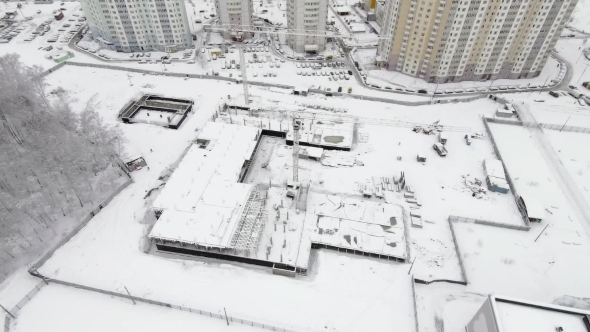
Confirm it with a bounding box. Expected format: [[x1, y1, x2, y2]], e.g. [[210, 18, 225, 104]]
[[446, 217, 469, 285], [28, 177, 133, 272], [482, 117, 531, 228], [449, 215, 531, 231], [40, 277, 299, 332], [45, 61, 491, 107], [410, 277, 420, 332]]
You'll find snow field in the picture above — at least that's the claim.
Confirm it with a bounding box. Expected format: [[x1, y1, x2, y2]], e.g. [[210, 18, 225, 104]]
[[453, 222, 590, 300], [503, 91, 590, 128], [488, 123, 587, 236], [570, 0, 590, 33], [544, 130, 590, 209], [414, 283, 486, 332], [33, 66, 436, 332], [9, 284, 266, 332]]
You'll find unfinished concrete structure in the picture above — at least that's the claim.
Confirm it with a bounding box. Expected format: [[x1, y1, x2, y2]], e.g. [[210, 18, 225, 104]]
[[149, 122, 408, 277], [119, 94, 193, 129]]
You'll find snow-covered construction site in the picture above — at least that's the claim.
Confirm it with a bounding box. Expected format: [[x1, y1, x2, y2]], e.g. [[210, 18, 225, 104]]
[[2, 61, 590, 332]]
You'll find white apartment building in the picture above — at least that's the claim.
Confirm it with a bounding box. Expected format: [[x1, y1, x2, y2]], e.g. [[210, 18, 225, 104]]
[[377, 0, 577, 82], [286, 0, 328, 53], [214, 0, 253, 39], [80, 0, 192, 53]]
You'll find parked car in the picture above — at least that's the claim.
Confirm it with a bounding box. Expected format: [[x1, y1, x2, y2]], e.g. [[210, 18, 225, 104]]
[[549, 91, 559, 98], [417, 89, 428, 94]]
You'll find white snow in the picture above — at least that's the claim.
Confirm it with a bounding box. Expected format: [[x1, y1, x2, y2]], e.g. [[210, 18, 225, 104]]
[[570, 0, 590, 33], [10, 284, 266, 332], [487, 123, 585, 230], [496, 301, 588, 332], [544, 130, 590, 208]]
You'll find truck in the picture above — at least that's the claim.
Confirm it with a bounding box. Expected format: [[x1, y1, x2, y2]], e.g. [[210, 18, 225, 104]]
[[433, 143, 448, 157], [438, 132, 447, 145]]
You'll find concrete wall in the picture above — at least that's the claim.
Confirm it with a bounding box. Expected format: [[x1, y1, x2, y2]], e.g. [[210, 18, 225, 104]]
[[466, 297, 500, 332]]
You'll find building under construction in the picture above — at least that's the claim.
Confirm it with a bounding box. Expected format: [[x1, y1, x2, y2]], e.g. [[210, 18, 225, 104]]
[[149, 121, 408, 277]]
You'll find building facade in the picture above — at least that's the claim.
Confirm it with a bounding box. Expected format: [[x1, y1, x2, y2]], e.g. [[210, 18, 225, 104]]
[[287, 0, 329, 53], [377, 0, 577, 82], [214, 0, 253, 39], [80, 0, 192, 53], [375, 0, 386, 27]]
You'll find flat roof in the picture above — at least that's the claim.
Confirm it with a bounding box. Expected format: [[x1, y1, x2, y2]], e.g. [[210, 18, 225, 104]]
[[494, 296, 590, 332], [483, 159, 506, 180], [286, 119, 354, 149], [149, 123, 261, 247], [305, 193, 406, 259]]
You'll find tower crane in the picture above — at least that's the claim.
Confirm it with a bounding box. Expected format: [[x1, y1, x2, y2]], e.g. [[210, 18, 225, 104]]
[[239, 47, 249, 106], [292, 118, 301, 183]]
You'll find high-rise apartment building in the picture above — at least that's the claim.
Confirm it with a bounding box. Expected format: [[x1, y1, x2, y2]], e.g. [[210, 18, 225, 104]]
[[214, 0, 253, 39], [377, 0, 577, 82], [287, 0, 328, 53], [80, 0, 192, 53]]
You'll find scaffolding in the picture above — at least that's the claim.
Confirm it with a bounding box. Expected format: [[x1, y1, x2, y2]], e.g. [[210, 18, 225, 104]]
[[229, 190, 268, 252]]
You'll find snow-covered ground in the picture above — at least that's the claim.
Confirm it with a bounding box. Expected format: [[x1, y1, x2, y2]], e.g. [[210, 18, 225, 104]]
[[570, 0, 590, 33], [414, 283, 486, 332], [454, 221, 590, 299], [555, 38, 590, 89], [18, 65, 439, 332], [501, 91, 590, 128], [544, 130, 590, 208], [487, 123, 587, 235], [9, 65, 521, 331], [10, 284, 267, 332]]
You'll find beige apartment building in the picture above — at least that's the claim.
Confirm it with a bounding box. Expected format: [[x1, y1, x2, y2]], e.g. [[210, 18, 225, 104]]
[[214, 0, 253, 39], [376, 0, 577, 82], [287, 0, 329, 53]]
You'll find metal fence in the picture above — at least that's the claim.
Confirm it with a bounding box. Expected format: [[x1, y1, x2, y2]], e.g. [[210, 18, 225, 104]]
[[44, 61, 489, 107], [43, 278, 300, 332], [446, 217, 469, 284], [482, 117, 531, 227], [8, 281, 47, 317], [449, 215, 531, 231], [29, 177, 133, 272], [410, 277, 420, 332], [486, 109, 590, 134]]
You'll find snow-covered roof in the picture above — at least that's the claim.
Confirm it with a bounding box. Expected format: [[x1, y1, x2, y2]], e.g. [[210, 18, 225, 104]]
[[305, 193, 406, 259], [494, 296, 590, 332], [334, 5, 351, 13], [483, 159, 506, 180], [299, 146, 323, 159], [149, 122, 261, 247]]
